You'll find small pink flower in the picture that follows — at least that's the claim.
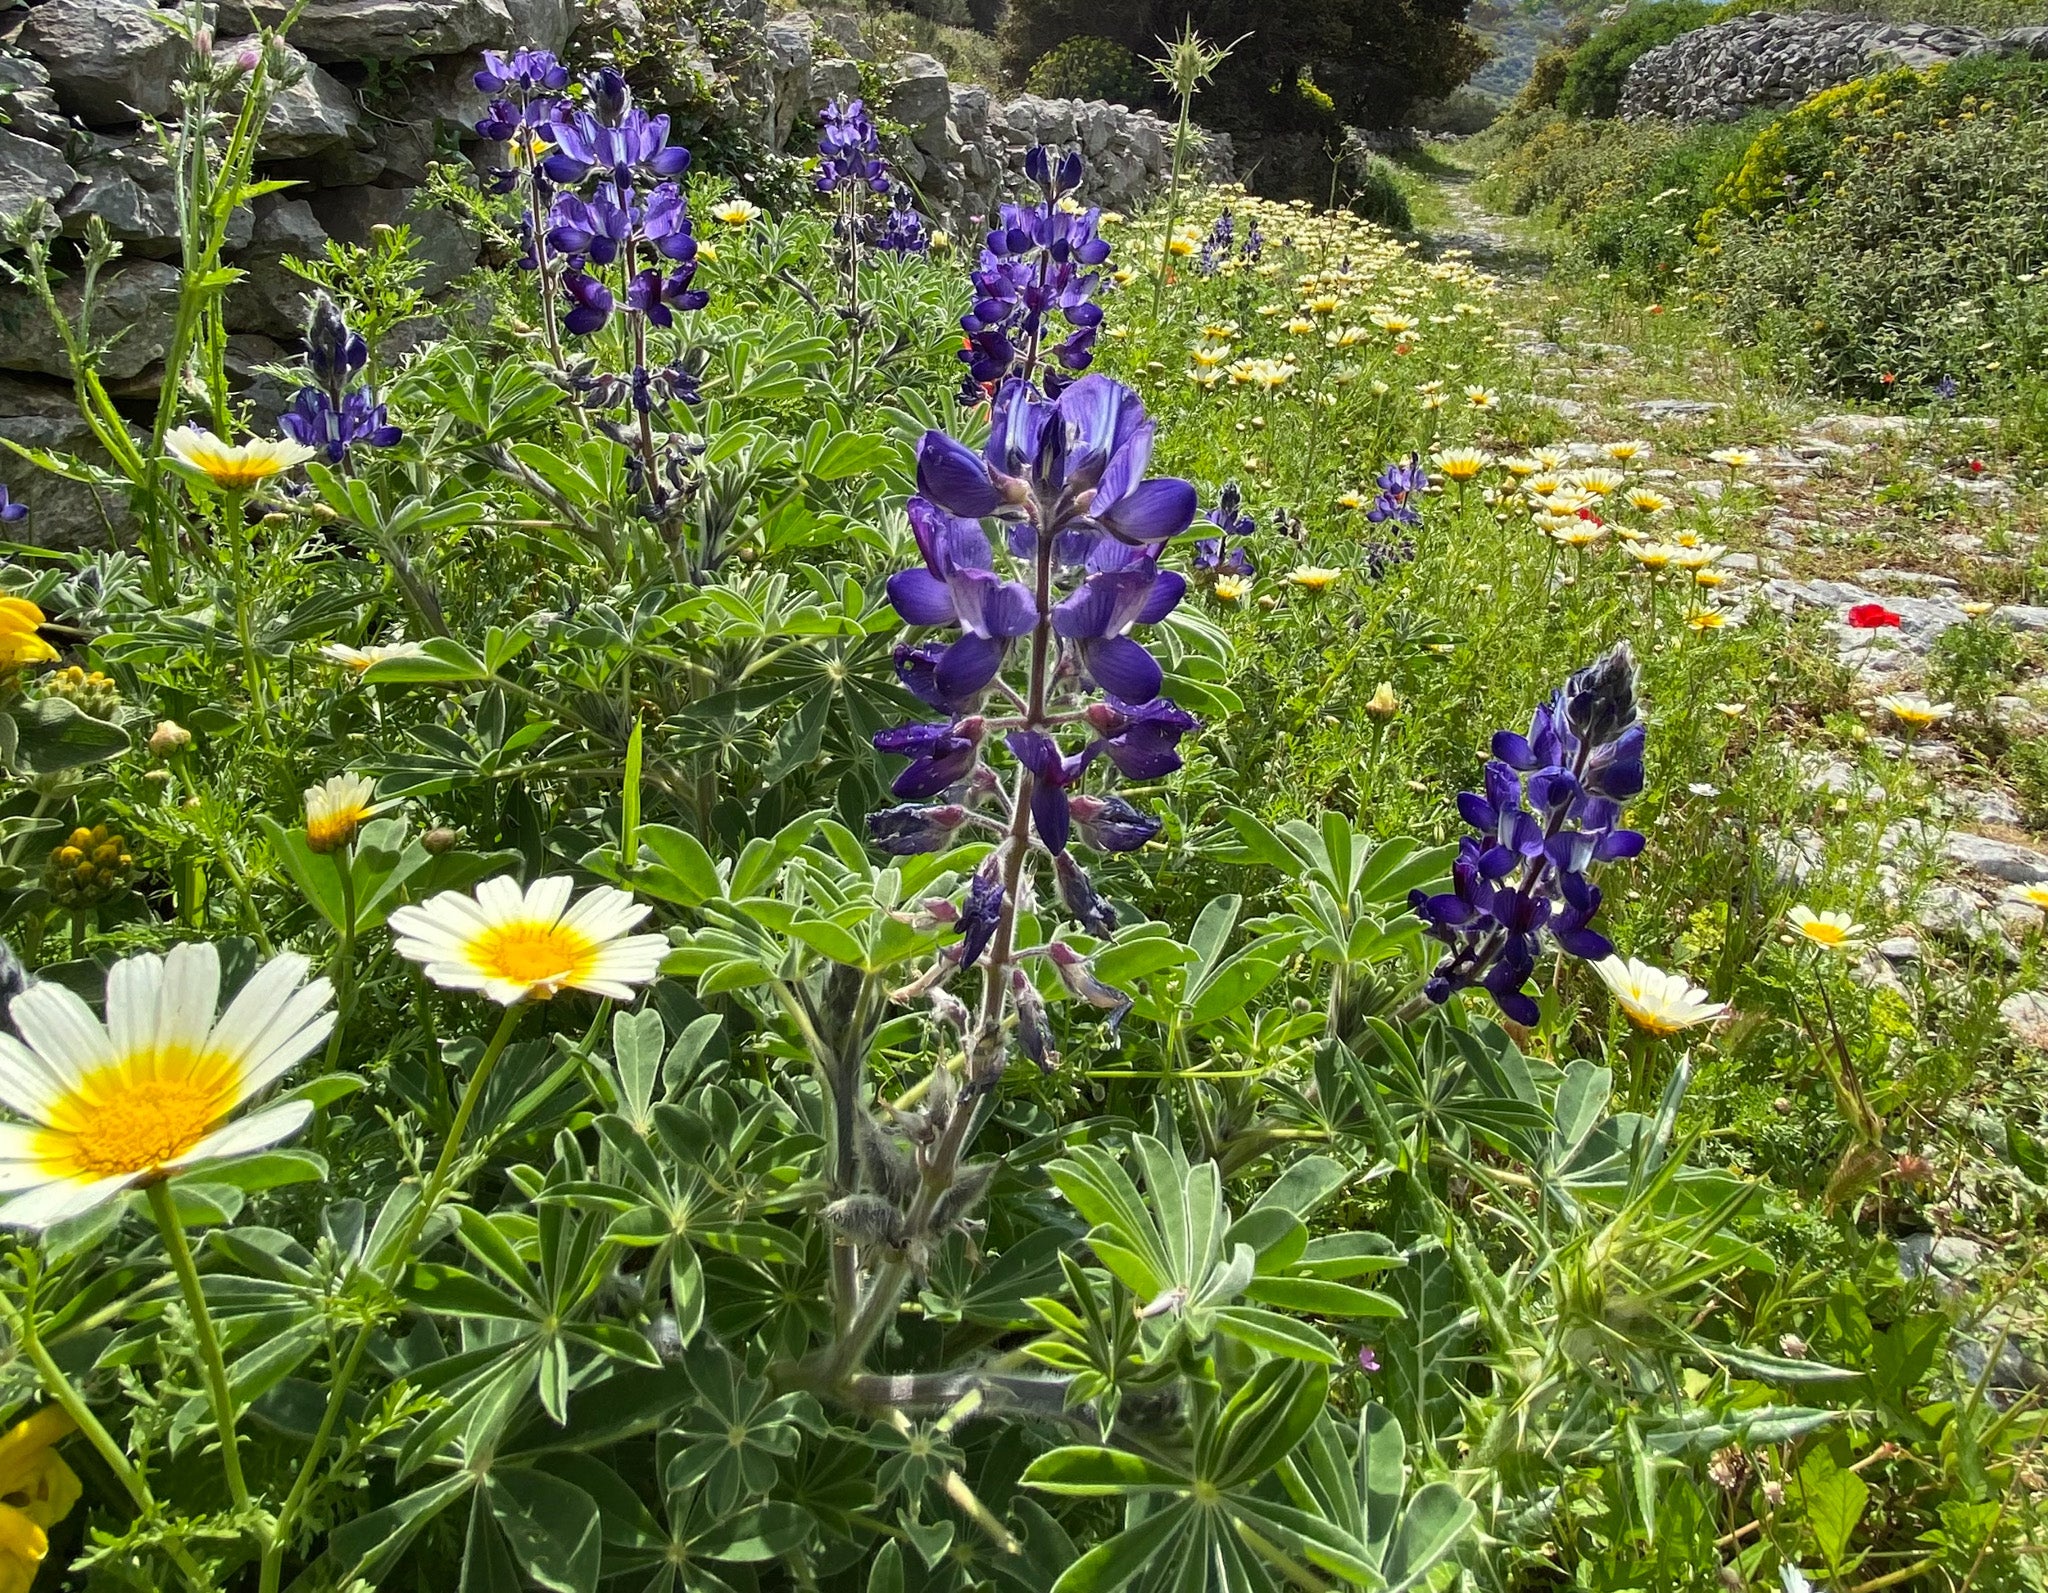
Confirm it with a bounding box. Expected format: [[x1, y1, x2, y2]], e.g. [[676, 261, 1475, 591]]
[[1357, 1345, 1380, 1374]]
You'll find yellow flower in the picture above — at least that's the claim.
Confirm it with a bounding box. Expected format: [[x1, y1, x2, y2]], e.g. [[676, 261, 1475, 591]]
[[0, 1407, 80, 1593], [1420, 394, 1445, 411], [1707, 448, 1754, 469], [1875, 694, 1954, 729], [1200, 321, 1240, 340], [1788, 905, 1864, 951], [0, 598, 57, 668], [2016, 884, 2048, 913], [1624, 542, 1679, 571], [1337, 491, 1367, 511], [1286, 566, 1343, 591], [709, 198, 761, 225], [1325, 324, 1370, 347], [1285, 317, 1316, 335], [1593, 955, 1728, 1036], [1500, 456, 1539, 478], [1213, 574, 1252, 602], [1370, 310, 1416, 334], [1686, 610, 1730, 631], [929, 229, 951, 252], [1433, 447, 1490, 481], [1530, 448, 1566, 470], [1167, 233, 1198, 257], [1694, 569, 1728, 588], [303, 773, 382, 854], [1364, 681, 1400, 719], [1604, 439, 1648, 462], [1189, 368, 1224, 389], [164, 427, 316, 489], [1572, 468, 1625, 497], [0, 942, 333, 1225], [389, 876, 668, 1006], [1190, 344, 1231, 368], [1671, 544, 1725, 570], [1625, 488, 1671, 514], [1551, 524, 1607, 547], [1714, 701, 1748, 717], [1961, 601, 1995, 618], [1304, 294, 1340, 315], [1464, 385, 1497, 409]]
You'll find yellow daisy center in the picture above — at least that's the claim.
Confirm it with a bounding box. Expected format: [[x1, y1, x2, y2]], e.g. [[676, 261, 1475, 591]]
[[468, 919, 600, 995], [36, 1048, 237, 1179], [306, 799, 375, 852], [1798, 921, 1849, 947]]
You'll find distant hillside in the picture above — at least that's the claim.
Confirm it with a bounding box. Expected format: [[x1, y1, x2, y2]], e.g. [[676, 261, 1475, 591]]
[[1467, 0, 1584, 94]]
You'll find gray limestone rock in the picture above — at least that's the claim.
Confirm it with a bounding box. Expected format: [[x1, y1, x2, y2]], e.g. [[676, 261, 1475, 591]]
[[0, 128, 78, 235], [0, 257, 180, 380], [18, 0, 183, 125]]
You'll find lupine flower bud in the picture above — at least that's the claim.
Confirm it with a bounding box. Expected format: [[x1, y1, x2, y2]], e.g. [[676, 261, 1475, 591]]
[[867, 803, 967, 856], [1054, 853, 1116, 939], [1047, 941, 1131, 1032], [0, 936, 28, 1034], [1011, 966, 1055, 1071]]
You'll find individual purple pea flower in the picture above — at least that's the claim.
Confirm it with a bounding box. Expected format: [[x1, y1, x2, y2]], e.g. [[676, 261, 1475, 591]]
[[1083, 697, 1198, 779], [1005, 730, 1093, 854], [867, 803, 969, 856], [547, 187, 634, 265], [560, 268, 615, 334], [957, 861, 1005, 967], [1192, 481, 1256, 576], [1051, 564, 1186, 704], [1054, 852, 1118, 939], [1068, 794, 1160, 853], [545, 74, 691, 186], [1047, 940, 1132, 1032], [625, 266, 709, 327], [877, 717, 985, 799], [885, 499, 1040, 700], [640, 185, 700, 262], [0, 485, 25, 523], [1357, 1345, 1380, 1374]]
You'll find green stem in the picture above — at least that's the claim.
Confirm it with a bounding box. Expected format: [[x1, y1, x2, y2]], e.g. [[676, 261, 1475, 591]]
[[145, 1180, 253, 1517], [432, 1001, 528, 1190], [320, 856, 357, 1076]]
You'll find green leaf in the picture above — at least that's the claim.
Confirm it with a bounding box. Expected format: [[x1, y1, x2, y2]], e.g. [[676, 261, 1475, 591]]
[[256, 815, 347, 931], [362, 637, 492, 684], [1383, 1482, 1479, 1591], [1051, 1502, 1192, 1593], [330, 1475, 474, 1585], [1242, 1277, 1404, 1318], [1023, 1447, 1187, 1495], [6, 696, 128, 773], [179, 1149, 327, 1192], [488, 1470, 602, 1593], [401, 1263, 534, 1320], [635, 825, 723, 905], [1212, 1306, 1341, 1364]]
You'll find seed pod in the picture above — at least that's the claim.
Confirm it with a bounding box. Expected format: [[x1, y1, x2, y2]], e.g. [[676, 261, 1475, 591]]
[[823, 1193, 904, 1248]]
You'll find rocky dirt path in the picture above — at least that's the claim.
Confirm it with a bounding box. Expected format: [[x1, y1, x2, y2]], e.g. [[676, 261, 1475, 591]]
[[1412, 151, 2048, 1050]]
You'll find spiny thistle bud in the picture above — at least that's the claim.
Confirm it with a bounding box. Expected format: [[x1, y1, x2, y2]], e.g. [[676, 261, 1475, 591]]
[[148, 719, 192, 758], [37, 665, 119, 720], [44, 824, 134, 908]]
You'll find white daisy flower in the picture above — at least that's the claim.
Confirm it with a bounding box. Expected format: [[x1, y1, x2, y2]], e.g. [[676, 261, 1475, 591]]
[[304, 773, 382, 854], [0, 943, 334, 1228], [1592, 956, 1728, 1036], [319, 641, 428, 673], [1787, 905, 1864, 951], [389, 876, 668, 1006]]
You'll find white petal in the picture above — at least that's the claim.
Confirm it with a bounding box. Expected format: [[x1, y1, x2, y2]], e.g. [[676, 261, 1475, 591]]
[[0, 1032, 70, 1123], [523, 876, 575, 926], [155, 941, 223, 1057], [165, 1099, 314, 1171], [237, 1001, 338, 1098], [104, 949, 166, 1062], [0, 1123, 54, 1190], [209, 952, 311, 1070], [10, 983, 111, 1085], [0, 1171, 136, 1230], [473, 876, 527, 921], [560, 887, 650, 940]]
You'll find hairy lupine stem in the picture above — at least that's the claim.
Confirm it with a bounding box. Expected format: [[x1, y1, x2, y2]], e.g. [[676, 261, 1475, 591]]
[[523, 146, 563, 368]]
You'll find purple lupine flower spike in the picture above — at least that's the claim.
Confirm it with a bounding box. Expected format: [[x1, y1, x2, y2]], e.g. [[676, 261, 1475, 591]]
[[1411, 644, 1647, 1026]]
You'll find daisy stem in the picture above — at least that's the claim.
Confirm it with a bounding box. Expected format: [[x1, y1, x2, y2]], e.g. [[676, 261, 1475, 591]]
[[433, 1001, 529, 1191], [145, 1179, 253, 1517], [320, 857, 357, 1077]]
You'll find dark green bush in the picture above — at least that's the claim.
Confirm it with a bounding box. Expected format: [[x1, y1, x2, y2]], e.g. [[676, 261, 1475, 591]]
[[999, 0, 1488, 154], [1023, 34, 1151, 102], [1556, 0, 1714, 118]]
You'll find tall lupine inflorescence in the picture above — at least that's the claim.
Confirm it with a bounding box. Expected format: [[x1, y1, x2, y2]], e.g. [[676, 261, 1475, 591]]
[[279, 294, 401, 464], [871, 372, 1199, 1089], [958, 147, 1111, 400], [474, 48, 572, 363], [1410, 644, 1648, 1025], [815, 96, 912, 399]]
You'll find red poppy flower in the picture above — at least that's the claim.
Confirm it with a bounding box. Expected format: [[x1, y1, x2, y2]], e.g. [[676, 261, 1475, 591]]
[[1968, 459, 1985, 473], [1847, 603, 1902, 628], [1880, 372, 1896, 385]]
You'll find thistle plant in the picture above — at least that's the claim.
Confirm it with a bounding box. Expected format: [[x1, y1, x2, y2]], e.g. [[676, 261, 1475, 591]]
[[1410, 643, 1648, 1024], [958, 147, 1112, 399], [832, 372, 1198, 1379], [1145, 23, 1239, 309]]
